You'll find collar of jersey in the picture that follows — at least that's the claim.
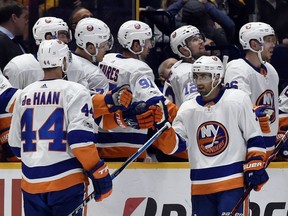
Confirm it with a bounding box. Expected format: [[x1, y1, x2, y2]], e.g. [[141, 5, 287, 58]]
[[196, 87, 226, 106]]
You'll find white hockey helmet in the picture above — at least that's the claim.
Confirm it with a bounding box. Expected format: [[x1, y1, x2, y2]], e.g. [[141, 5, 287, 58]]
[[75, 17, 113, 54], [239, 22, 275, 51], [33, 17, 72, 45], [170, 25, 200, 58], [37, 39, 72, 73], [192, 55, 224, 86], [117, 20, 154, 54]]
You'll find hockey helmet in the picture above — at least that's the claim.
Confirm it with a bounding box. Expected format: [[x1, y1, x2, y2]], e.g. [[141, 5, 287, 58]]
[[117, 20, 154, 54], [170, 25, 200, 58], [75, 17, 113, 54], [37, 39, 72, 73], [239, 22, 275, 51], [192, 56, 224, 81], [33, 17, 72, 45]]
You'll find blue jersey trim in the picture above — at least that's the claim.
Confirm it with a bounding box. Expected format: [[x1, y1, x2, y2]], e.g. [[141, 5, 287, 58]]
[[190, 161, 243, 181], [22, 157, 83, 179]]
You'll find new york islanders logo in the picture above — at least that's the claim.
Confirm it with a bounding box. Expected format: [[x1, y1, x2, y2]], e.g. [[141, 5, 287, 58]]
[[256, 89, 276, 123], [197, 121, 229, 157], [134, 23, 141, 30], [87, 25, 94, 31]]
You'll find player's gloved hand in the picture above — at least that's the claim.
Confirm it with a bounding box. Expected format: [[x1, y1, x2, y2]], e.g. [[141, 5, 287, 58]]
[[104, 84, 132, 112], [243, 156, 269, 191], [146, 96, 170, 130], [88, 159, 112, 202], [114, 101, 163, 129], [253, 105, 274, 134]]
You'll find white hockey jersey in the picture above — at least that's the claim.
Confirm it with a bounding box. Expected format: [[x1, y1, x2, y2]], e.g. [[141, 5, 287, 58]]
[[9, 79, 101, 194], [98, 53, 164, 159], [3, 54, 43, 89], [0, 72, 20, 113], [72, 54, 109, 95], [224, 58, 279, 153], [279, 85, 288, 113], [3, 53, 88, 90], [166, 60, 198, 106], [155, 88, 266, 195]]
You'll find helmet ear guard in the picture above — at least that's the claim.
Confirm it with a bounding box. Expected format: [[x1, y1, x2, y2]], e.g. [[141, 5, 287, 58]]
[[33, 17, 72, 45], [117, 20, 153, 55], [37, 39, 72, 74]]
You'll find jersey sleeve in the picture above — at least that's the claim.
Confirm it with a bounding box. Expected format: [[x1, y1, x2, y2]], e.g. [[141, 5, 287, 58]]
[[153, 106, 188, 155], [65, 87, 101, 171]]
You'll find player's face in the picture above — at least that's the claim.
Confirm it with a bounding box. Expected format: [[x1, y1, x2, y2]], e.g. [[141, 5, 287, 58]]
[[140, 38, 155, 59], [193, 72, 213, 95], [262, 35, 277, 62], [186, 34, 206, 59], [96, 41, 110, 62], [57, 30, 70, 44]]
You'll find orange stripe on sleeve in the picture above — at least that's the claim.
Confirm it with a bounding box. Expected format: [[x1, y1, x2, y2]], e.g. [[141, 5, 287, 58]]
[[72, 144, 100, 171], [192, 176, 244, 195], [8, 101, 15, 113], [101, 113, 119, 130], [153, 127, 178, 155], [92, 94, 110, 119], [0, 115, 11, 131], [167, 101, 178, 121], [246, 151, 266, 161]]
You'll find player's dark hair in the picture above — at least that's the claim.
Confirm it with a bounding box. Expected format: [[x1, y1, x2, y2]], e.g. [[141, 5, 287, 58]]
[[0, 1, 25, 24]]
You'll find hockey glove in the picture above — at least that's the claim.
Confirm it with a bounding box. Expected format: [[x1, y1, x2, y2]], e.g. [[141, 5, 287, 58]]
[[115, 101, 163, 129], [88, 159, 112, 202], [104, 84, 132, 112], [243, 156, 269, 191], [253, 105, 274, 134], [146, 97, 170, 130]]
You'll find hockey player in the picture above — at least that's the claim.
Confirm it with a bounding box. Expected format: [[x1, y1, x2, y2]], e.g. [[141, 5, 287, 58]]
[[167, 25, 207, 106], [154, 56, 268, 216], [97, 20, 176, 161], [2, 16, 88, 89], [74, 17, 112, 95], [9, 39, 112, 216], [224, 22, 279, 159], [0, 71, 21, 161]]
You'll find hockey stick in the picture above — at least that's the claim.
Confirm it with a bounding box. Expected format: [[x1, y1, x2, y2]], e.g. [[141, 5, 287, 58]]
[[229, 130, 288, 216], [68, 122, 171, 216]]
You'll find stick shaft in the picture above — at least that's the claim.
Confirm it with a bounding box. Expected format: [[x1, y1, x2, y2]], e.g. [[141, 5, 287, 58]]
[[230, 130, 288, 216], [69, 122, 171, 216]]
